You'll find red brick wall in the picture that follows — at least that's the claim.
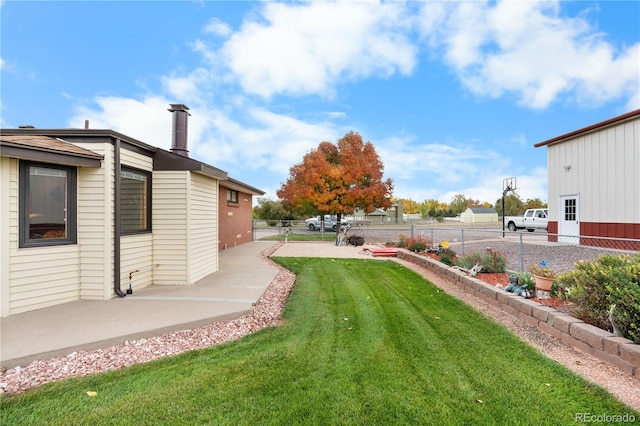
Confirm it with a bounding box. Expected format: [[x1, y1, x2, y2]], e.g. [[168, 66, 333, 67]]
[[218, 187, 255, 250]]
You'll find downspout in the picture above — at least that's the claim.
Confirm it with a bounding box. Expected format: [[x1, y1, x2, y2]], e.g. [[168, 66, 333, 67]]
[[113, 138, 126, 297]]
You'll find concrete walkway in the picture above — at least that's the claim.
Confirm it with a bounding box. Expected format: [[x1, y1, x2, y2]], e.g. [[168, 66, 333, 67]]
[[0, 241, 279, 369]]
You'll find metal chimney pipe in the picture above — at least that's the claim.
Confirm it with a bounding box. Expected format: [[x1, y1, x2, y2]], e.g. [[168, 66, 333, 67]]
[[168, 104, 190, 157]]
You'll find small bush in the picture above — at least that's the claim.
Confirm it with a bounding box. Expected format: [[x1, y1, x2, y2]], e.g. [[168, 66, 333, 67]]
[[556, 254, 640, 343], [399, 234, 431, 253], [457, 250, 506, 274], [439, 248, 457, 266]]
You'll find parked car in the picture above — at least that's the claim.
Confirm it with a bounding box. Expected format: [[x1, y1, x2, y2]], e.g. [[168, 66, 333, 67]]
[[304, 215, 349, 231], [505, 209, 549, 232]]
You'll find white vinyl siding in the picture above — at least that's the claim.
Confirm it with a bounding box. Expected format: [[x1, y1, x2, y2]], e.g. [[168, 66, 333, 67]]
[[76, 143, 113, 300], [3, 158, 82, 315], [121, 233, 154, 292], [547, 117, 640, 224], [152, 171, 218, 285], [152, 171, 189, 285], [118, 149, 154, 290], [1, 158, 15, 316], [189, 173, 218, 283]]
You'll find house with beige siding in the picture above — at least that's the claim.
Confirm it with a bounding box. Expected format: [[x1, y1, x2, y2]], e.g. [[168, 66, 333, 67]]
[[534, 109, 640, 249], [0, 104, 264, 317]]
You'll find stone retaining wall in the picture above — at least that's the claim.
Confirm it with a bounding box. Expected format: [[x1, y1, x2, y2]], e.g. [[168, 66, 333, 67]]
[[398, 250, 640, 378]]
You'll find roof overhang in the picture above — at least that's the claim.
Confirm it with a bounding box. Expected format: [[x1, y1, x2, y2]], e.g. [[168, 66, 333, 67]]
[[534, 109, 640, 148], [221, 177, 265, 196], [0, 135, 103, 167], [153, 149, 228, 180]]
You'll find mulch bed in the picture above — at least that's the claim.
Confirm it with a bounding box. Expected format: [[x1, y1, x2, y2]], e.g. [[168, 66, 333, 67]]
[[422, 252, 572, 314]]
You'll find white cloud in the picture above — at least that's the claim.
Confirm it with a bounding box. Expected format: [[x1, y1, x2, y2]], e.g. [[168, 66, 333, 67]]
[[219, 1, 417, 98], [68, 96, 174, 148], [203, 17, 232, 38], [417, 0, 640, 109]]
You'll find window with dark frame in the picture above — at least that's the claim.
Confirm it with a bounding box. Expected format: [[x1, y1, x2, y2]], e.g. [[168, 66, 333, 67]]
[[227, 189, 239, 204], [121, 167, 151, 234], [19, 161, 77, 247]]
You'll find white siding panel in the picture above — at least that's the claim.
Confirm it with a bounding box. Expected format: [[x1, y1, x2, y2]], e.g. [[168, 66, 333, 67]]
[[120, 149, 153, 172], [9, 245, 81, 315], [1, 158, 12, 316], [3, 156, 85, 315], [75, 143, 113, 300], [121, 233, 153, 292], [547, 117, 640, 224], [152, 171, 189, 285], [188, 173, 218, 283]]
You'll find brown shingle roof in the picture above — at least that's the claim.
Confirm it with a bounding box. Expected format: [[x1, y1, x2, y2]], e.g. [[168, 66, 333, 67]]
[[0, 135, 103, 159]]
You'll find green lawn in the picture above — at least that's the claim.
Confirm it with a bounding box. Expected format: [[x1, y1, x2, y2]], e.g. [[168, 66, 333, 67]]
[[259, 231, 336, 241], [1, 258, 637, 425]]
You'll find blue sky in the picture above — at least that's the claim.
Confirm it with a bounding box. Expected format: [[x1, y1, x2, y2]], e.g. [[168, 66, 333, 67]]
[[1, 1, 638, 205]]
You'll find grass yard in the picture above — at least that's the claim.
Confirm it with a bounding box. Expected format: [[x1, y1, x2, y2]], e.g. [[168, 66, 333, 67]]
[[259, 232, 336, 242], [1, 258, 637, 425]]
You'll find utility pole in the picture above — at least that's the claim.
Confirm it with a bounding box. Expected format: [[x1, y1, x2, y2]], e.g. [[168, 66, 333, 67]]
[[502, 177, 517, 237]]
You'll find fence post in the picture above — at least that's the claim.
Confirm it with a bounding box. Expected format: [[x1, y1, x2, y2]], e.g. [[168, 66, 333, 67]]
[[461, 229, 465, 255], [430, 228, 434, 250], [411, 224, 414, 239], [519, 233, 525, 272]]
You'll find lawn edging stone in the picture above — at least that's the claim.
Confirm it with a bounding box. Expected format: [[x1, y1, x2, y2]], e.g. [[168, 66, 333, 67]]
[[397, 250, 639, 378]]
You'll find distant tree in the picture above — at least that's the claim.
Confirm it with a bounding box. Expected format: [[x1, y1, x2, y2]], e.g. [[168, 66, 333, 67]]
[[495, 194, 524, 216], [522, 198, 547, 210], [401, 199, 420, 214], [277, 132, 393, 226], [450, 194, 468, 215], [253, 198, 295, 225]]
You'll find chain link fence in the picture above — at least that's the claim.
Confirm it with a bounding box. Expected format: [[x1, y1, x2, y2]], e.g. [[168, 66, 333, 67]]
[[254, 220, 640, 274]]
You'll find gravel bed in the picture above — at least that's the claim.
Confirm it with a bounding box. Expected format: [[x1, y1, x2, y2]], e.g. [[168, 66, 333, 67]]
[[2, 241, 639, 413]]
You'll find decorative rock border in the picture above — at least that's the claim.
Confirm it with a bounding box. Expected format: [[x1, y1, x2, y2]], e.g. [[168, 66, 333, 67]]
[[398, 250, 640, 378]]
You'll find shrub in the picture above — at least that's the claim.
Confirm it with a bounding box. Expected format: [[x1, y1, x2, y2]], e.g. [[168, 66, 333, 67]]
[[439, 248, 457, 266], [398, 234, 431, 253], [457, 250, 506, 274], [556, 254, 640, 343], [517, 272, 536, 291]]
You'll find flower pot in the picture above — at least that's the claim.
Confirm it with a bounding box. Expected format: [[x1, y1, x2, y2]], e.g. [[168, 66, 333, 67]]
[[534, 275, 554, 291]]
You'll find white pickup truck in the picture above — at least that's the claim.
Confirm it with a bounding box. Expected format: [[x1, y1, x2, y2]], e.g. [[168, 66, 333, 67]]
[[505, 209, 549, 232], [304, 215, 348, 231]]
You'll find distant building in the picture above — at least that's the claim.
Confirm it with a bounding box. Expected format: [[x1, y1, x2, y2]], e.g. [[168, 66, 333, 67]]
[[459, 208, 498, 224], [534, 109, 640, 249]]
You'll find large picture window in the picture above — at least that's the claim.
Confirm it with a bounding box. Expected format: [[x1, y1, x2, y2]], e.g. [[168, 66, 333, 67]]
[[121, 167, 151, 233], [20, 161, 77, 247]]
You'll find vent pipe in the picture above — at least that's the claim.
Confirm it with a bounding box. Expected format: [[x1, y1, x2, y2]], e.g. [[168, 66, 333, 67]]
[[168, 104, 190, 157]]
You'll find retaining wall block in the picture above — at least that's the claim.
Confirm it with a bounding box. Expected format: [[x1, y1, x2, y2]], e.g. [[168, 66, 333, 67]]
[[619, 344, 640, 369], [560, 332, 595, 356], [592, 351, 637, 377], [519, 312, 540, 328], [569, 322, 614, 351], [514, 298, 540, 316], [531, 305, 557, 322], [496, 290, 518, 305], [538, 321, 564, 341], [463, 277, 483, 292], [548, 311, 583, 334], [478, 283, 500, 300], [604, 336, 635, 357]]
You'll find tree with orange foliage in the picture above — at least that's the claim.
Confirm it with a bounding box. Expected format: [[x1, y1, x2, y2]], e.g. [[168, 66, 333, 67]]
[[277, 132, 393, 229]]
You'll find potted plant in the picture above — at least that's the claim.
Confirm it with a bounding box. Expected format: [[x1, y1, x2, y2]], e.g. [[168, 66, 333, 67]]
[[528, 261, 556, 292]]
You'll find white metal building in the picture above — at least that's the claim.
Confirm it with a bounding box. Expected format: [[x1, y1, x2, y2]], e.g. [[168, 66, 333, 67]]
[[534, 109, 640, 249]]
